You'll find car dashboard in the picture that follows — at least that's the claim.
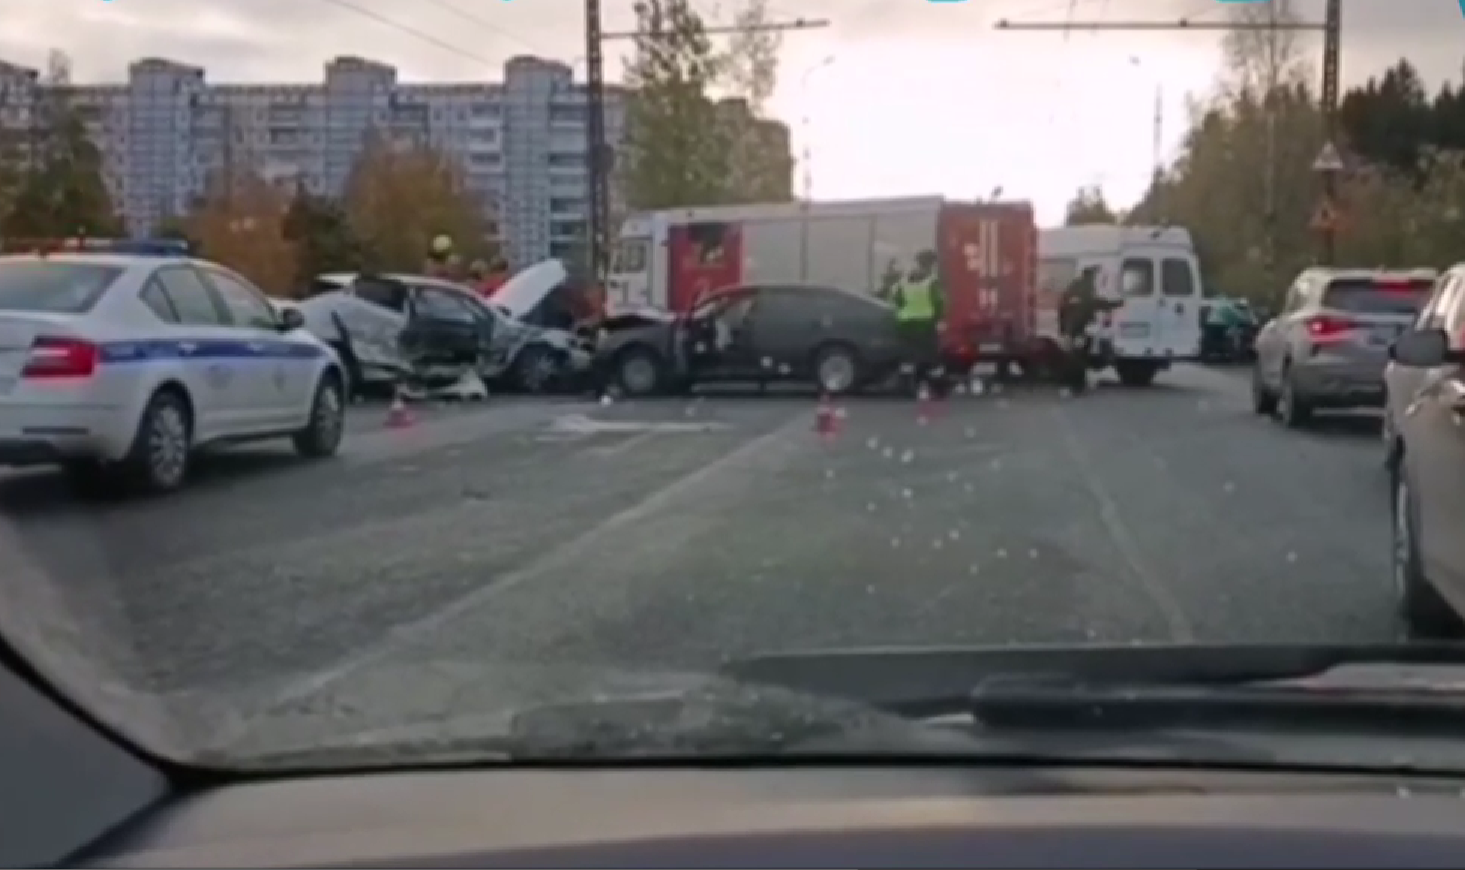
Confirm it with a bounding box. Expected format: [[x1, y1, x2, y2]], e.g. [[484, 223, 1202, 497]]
[[76, 767, 1465, 868]]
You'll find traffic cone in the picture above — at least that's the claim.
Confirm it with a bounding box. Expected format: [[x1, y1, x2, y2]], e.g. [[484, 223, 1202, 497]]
[[385, 390, 415, 429], [916, 382, 934, 425], [814, 394, 839, 442]]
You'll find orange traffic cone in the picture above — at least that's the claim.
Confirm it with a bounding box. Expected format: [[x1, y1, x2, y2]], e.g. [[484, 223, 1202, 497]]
[[385, 391, 415, 429], [814, 394, 839, 442]]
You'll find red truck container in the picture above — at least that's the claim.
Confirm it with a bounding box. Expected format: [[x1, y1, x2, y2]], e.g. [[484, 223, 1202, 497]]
[[606, 196, 1038, 370]]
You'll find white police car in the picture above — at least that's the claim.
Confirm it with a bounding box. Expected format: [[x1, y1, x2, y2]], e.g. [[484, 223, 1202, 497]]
[[0, 250, 344, 495]]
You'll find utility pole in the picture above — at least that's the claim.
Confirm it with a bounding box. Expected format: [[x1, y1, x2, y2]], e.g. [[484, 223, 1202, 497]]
[[996, 10, 1343, 264], [581, 2, 828, 283]]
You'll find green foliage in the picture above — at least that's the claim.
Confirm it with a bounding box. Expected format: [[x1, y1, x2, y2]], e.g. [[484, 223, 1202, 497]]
[[1, 52, 121, 240], [1064, 186, 1118, 226]]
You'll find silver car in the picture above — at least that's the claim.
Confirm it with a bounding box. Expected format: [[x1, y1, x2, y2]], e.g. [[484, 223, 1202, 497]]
[[1252, 268, 1436, 427]]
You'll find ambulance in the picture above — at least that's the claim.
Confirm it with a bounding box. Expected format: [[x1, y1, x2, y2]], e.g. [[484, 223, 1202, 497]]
[[1037, 225, 1205, 386]]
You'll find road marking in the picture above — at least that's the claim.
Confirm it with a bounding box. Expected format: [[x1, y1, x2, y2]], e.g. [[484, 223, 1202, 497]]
[[1049, 406, 1196, 642], [589, 429, 663, 457], [207, 407, 813, 750]]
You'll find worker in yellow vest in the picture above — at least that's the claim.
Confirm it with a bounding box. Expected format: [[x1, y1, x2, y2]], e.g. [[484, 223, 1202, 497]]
[[891, 250, 945, 393]]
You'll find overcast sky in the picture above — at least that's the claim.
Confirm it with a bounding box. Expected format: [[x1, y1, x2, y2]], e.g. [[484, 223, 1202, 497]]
[[4, 0, 1460, 223]]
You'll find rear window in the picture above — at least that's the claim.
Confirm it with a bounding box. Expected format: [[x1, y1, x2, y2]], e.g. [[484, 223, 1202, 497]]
[[1322, 278, 1433, 315], [0, 261, 122, 313]]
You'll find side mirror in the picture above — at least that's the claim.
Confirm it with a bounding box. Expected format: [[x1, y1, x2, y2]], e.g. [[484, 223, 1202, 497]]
[[278, 306, 306, 331], [1391, 327, 1452, 368]]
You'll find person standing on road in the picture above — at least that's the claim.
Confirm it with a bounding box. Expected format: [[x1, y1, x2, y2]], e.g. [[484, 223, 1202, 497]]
[[891, 249, 945, 393], [424, 234, 454, 278], [1057, 266, 1120, 391]]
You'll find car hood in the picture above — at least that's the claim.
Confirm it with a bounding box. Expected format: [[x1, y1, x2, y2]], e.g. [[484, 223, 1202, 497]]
[[494, 259, 569, 320]]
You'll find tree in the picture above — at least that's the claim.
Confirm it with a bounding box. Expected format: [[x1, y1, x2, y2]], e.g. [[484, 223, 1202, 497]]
[[187, 170, 297, 295], [343, 135, 495, 273], [283, 185, 362, 287], [1064, 186, 1118, 225], [2, 51, 121, 240], [715, 0, 789, 202], [619, 0, 730, 210]]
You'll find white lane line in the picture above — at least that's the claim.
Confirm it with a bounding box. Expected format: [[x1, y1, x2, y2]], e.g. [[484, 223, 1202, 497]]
[[1050, 406, 1196, 642], [589, 429, 662, 457], [207, 407, 812, 749]]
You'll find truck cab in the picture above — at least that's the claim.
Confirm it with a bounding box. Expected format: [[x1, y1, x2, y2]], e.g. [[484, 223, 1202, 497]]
[[1038, 225, 1205, 386], [608, 215, 667, 310]]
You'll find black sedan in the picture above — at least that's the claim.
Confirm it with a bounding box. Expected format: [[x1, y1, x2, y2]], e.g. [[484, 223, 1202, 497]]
[[596, 283, 907, 397]]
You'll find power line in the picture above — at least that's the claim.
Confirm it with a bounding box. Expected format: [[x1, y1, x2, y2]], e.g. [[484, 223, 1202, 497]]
[[600, 18, 831, 40], [314, 0, 505, 68]]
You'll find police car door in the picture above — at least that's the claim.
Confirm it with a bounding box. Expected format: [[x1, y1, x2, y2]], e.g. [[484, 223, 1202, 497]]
[[145, 267, 249, 437], [202, 266, 307, 429]]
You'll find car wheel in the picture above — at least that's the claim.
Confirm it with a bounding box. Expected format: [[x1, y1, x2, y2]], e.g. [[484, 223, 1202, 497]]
[[1251, 365, 1277, 415], [616, 346, 664, 396], [812, 343, 860, 395], [514, 344, 561, 394], [1276, 367, 1312, 428], [1394, 468, 1458, 640], [120, 388, 192, 495], [293, 372, 346, 459]]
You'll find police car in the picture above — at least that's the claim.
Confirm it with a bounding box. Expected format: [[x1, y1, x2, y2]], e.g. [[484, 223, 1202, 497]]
[[0, 243, 344, 495]]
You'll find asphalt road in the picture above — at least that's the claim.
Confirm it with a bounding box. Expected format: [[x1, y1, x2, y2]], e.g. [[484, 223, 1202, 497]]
[[0, 367, 1396, 754]]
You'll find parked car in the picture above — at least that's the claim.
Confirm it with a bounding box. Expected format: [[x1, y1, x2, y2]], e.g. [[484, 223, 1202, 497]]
[[1252, 268, 1436, 427], [595, 283, 907, 397], [1384, 266, 1465, 639]]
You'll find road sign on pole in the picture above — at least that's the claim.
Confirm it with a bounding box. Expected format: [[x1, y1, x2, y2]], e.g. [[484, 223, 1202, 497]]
[[1312, 141, 1344, 173]]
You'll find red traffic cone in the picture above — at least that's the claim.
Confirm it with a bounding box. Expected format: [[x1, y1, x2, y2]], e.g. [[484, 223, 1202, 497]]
[[814, 394, 838, 442], [385, 391, 415, 429]]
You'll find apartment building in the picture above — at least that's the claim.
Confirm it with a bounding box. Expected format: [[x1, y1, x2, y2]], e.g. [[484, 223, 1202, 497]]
[[0, 54, 629, 268]]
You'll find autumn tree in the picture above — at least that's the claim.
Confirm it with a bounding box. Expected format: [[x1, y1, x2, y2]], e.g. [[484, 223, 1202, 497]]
[[715, 0, 790, 202], [343, 136, 495, 273], [2, 51, 121, 240], [619, 0, 730, 210], [187, 169, 296, 295], [1064, 186, 1118, 225], [283, 184, 362, 286]]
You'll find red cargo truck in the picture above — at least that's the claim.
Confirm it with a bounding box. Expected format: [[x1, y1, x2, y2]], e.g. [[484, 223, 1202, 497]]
[[605, 196, 1038, 373]]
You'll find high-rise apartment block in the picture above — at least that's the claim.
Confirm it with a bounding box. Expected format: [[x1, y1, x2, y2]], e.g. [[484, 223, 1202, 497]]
[[0, 54, 630, 268]]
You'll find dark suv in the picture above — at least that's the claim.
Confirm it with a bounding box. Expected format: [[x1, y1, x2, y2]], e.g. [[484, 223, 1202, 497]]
[[1384, 267, 1465, 638]]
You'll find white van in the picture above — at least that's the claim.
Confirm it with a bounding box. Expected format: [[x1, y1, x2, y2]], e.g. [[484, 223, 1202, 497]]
[[1038, 225, 1205, 386]]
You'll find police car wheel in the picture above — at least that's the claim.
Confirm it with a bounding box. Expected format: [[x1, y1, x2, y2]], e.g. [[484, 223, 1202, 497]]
[[616, 347, 663, 396], [294, 373, 346, 459], [121, 389, 192, 494]]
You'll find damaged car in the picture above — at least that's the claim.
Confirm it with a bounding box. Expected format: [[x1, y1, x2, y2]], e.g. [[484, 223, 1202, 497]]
[[594, 283, 906, 397], [297, 261, 594, 397]]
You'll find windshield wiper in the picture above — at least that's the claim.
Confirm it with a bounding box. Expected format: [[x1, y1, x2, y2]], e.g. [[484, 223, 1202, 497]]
[[968, 676, 1465, 734], [723, 642, 1465, 717]]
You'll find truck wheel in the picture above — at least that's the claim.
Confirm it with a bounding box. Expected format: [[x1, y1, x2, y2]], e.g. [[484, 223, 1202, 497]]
[[812, 343, 860, 395], [1115, 360, 1158, 387], [616, 346, 665, 396]]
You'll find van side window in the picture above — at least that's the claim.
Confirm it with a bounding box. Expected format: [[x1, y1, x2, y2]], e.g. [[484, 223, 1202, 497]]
[[1119, 258, 1154, 297], [1160, 258, 1196, 297]]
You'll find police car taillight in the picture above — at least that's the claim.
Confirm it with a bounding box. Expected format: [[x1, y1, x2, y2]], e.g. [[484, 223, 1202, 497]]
[[21, 336, 99, 379]]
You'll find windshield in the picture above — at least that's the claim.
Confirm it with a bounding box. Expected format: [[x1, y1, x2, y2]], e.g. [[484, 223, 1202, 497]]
[[0, 260, 121, 313], [5, 6, 1464, 778]]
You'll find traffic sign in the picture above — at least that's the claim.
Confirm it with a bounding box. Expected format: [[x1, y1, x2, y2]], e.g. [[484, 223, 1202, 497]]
[[1312, 141, 1344, 173], [1311, 199, 1339, 232]]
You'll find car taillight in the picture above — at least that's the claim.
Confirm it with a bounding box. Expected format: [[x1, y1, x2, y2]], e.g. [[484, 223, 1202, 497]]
[[1306, 315, 1355, 341], [21, 336, 99, 379]]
